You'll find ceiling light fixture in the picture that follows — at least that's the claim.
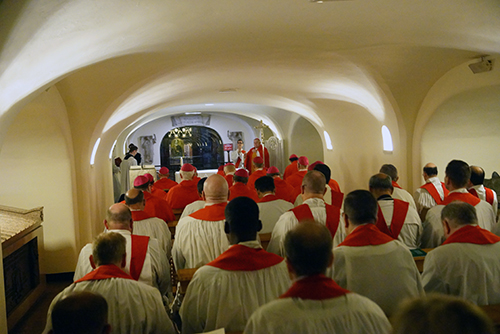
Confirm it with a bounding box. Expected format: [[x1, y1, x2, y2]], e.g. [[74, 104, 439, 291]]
[[469, 56, 494, 74]]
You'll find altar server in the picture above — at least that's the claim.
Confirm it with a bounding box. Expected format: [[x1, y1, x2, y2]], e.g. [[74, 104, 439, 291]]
[[369, 173, 422, 249], [244, 221, 391, 334], [329, 190, 423, 316], [172, 174, 230, 270], [166, 163, 200, 210], [267, 170, 345, 256], [74, 203, 170, 296], [180, 196, 290, 334], [45, 232, 175, 334], [422, 201, 500, 304], [422, 160, 496, 248]]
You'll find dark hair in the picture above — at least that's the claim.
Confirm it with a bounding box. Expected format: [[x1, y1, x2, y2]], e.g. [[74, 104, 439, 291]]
[[134, 183, 149, 191], [284, 222, 333, 276], [125, 190, 144, 205], [128, 143, 138, 152], [92, 232, 126, 266], [237, 139, 243, 143], [290, 157, 298, 162], [51, 291, 108, 334], [369, 173, 393, 190], [469, 166, 485, 186], [445, 160, 470, 188], [423, 166, 438, 177], [233, 175, 248, 184], [392, 295, 494, 334], [226, 197, 260, 237], [313, 164, 331, 184], [441, 202, 478, 226], [254, 176, 275, 193], [380, 164, 398, 180], [197, 177, 207, 195], [344, 190, 378, 225]]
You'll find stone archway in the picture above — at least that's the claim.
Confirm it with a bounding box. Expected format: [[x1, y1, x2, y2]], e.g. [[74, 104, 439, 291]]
[[160, 126, 224, 173]]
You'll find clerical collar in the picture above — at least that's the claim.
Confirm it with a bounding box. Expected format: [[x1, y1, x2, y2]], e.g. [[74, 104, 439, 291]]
[[377, 194, 393, 201]]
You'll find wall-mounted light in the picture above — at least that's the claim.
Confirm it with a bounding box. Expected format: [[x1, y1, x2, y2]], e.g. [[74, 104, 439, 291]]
[[381, 125, 393, 152], [324, 131, 333, 151], [90, 138, 101, 165]]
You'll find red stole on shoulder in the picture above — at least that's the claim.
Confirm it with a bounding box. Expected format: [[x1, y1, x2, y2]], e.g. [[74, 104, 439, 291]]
[[189, 203, 227, 221], [392, 181, 402, 189], [469, 187, 495, 206], [75, 264, 133, 283], [442, 225, 500, 245], [330, 190, 344, 209], [441, 192, 480, 206], [131, 210, 152, 222], [376, 199, 409, 239], [291, 203, 340, 238], [421, 182, 448, 204], [207, 244, 283, 271], [339, 224, 394, 247], [129, 235, 149, 281], [280, 274, 350, 300], [259, 194, 279, 203]]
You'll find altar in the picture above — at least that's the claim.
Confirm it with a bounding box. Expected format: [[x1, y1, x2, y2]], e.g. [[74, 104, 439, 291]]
[[175, 169, 219, 183], [0, 205, 44, 332]]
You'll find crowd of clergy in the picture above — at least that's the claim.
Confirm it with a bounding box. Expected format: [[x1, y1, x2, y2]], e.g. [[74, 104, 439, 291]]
[[43, 138, 500, 334]]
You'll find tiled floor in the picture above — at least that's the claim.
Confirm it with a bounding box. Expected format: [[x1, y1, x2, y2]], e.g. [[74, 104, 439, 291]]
[[9, 279, 72, 334]]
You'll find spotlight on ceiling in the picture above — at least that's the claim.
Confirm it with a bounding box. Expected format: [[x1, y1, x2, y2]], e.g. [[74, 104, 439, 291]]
[[469, 57, 494, 74]]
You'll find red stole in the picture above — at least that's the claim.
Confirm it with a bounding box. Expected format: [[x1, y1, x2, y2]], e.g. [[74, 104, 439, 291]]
[[207, 244, 283, 271], [330, 190, 344, 209], [339, 224, 394, 247], [421, 182, 448, 204], [259, 194, 279, 203], [392, 181, 402, 189], [376, 199, 409, 239], [225, 174, 234, 188], [129, 235, 149, 281], [291, 203, 340, 238], [442, 225, 500, 245], [75, 264, 133, 283], [189, 203, 227, 221], [469, 187, 495, 206], [131, 210, 152, 221], [441, 192, 480, 206], [280, 274, 350, 300]]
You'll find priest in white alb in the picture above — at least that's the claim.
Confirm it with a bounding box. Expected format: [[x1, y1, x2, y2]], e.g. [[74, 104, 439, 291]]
[[172, 174, 230, 270], [244, 221, 391, 334], [328, 189, 424, 316], [180, 196, 290, 334]]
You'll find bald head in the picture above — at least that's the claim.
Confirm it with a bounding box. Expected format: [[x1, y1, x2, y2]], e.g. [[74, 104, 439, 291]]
[[285, 222, 333, 277], [105, 203, 132, 230], [302, 170, 326, 195], [423, 163, 438, 180], [470, 166, 485, 186], [125, 188, 144, 207], [51, 291, 110, 334], [203, 174, 229, 203]]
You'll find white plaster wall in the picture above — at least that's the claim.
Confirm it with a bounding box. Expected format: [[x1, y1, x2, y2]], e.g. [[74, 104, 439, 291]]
[[421, 85, 500, 180], [0, 89, 78, 273], [289, 117, 324, 163]]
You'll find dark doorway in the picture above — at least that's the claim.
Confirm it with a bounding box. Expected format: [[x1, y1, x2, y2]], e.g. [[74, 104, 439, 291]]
[[160, 126, 224, 173]]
